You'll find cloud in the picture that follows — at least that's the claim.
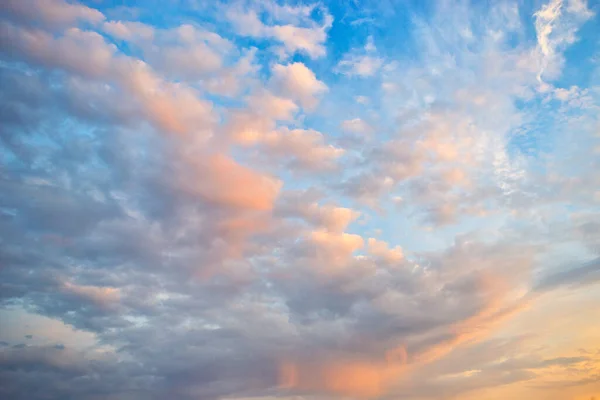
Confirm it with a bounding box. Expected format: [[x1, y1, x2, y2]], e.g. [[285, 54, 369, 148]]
[[0, 0, 105, 30], [102, 20, 154, 41], [61, 282, 120, 309], [534, 257, 600, 291], [534, 0, 594, 82], [0, 21, 215, 136], [341, 118, 373, 134], [103, 22, 234, 81], [301, 203, 360, 233], [308, 229, 364, 268], [279, 357, 405, 398], [276, 192, 360, 233], [226, 2, 332, 59], [355, 95, 370, 105], [258, 127, 344, 171], [0, 23, 116, 78], [246, 90, 298, 121], [270, 62, 328, 109], [224, 112, 343, 171], [1, 1, 599, 400], [336, 36, 384, 77], [367, 237, 404, 263], [181, 154, 282, 211]]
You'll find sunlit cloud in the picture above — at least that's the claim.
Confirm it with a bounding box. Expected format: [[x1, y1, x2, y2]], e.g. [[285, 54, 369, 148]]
[[0, 0, 599, 399]]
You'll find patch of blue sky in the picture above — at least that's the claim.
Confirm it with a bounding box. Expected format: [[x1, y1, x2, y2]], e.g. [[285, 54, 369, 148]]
[[558, 11, 600, 88]]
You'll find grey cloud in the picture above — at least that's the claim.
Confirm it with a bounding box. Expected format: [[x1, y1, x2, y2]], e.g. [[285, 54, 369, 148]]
[[534, 257, 600, 292], [541, 356, 590, 367]]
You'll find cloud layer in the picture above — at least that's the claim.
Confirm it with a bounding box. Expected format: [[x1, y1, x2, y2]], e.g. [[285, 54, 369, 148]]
[[0, 1, 599, 400]]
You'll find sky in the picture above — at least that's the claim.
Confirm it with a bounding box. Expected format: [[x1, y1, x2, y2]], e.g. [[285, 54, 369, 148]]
[[0, 0, 599, 399]]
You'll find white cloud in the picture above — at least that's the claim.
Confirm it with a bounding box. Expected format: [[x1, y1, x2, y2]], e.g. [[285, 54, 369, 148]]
[[336, 36, 384, 77], [246, 90, 298, 121], [534, 0, 594, 82], [354, 95, 370, 104], [103, 20, 154, 41], [226, 2, 332, 59], [103, 22, 234, 81], [270, 62, 328, 109], [340, 118, 373, 134]]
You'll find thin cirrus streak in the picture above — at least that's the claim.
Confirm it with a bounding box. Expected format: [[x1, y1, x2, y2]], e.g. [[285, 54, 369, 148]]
[[0, 0, 599, 400]]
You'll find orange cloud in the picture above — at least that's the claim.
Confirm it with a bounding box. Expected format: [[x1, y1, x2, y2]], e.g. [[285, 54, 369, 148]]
[[309, 229, 364, 269], [367, 237, 404, 263], [305, 203, 360, 232], [415, 272, 533, 365], [183, 154, 282, 211], [279, 356, 407, 398], [260, 127, 344, 170], [246, 90, 298, 121], [118, 60, 215, 136], [278, 271, 534, 399], [61, 281, 120, 308]]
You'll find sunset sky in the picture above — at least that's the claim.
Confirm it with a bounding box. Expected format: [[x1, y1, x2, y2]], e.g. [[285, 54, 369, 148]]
[[0, 0, 599, 399]]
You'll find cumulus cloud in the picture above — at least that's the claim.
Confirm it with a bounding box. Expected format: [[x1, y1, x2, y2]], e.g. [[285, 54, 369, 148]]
[[0, 21, 215, 136], [226, 1, 332, 59], [0, 0, 105, 29], [246, 89, 298, 121], [103, 22, 235, 82], [258, 127, 344, 171], [367, 237, 404, 263], [102, 20, 154, 41], [270, 62, 328, 109], [181, 153, 282, 211], [275, 190, 360, 232]]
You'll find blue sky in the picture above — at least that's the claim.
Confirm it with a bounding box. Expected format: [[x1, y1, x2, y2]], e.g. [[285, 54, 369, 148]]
[[0, 0, 600, 399]]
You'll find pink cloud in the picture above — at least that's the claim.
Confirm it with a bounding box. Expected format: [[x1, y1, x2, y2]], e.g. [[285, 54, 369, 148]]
[[367, 237, 404, 263], [260, 127, 344, 170], [182, 154, 282, 211], [61, 282, 120, 309], [117, 60, 215, 136], [225, 111, 343, 171], [279, 357, 407, 398], [308, 229, 364, 270], [0, 21, 215, 136], [303, 203, 360, 232], [1, 0, 105, 30], [0, 23, 116, 78], [246, 90, 299, 121]]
